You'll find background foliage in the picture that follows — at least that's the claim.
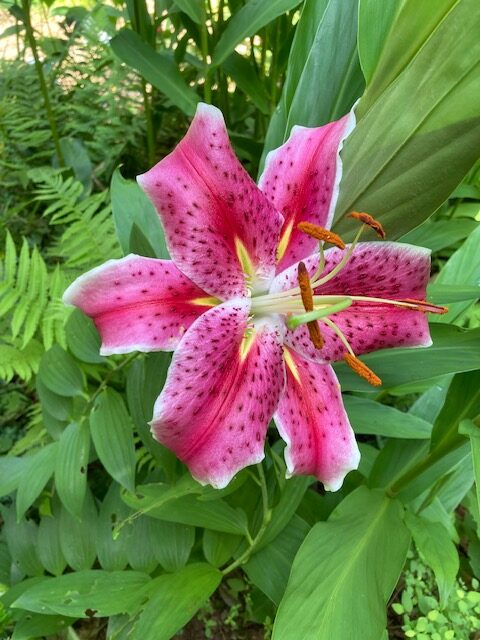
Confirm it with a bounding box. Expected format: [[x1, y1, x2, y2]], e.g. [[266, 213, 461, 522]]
[[0, 0, 479, 638]]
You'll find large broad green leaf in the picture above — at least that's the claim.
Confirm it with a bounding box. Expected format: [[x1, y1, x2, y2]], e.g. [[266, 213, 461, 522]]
[[37, 510, 67, 577], [90, 389, 137, 493], [65, 309, 105, 364], [150, 520, 195, 572], [401, 218, 478, 253], [129, 564, 222, 640], [245, 515, 310, 605], [1, 508, 43, 577], [344, 396, 432, 439], [334, 0, 480, 240], [16, 443, 58, 521], [12, 570, 151, 617], [125, 517, 158, 574], [55, 422, 90, 519], [261, 0, 363, 168], [359, 0, 459, 111], [405, 512, 458, 607], [110, 29, 199, 116], [430, 370, 480, 452], [335, 324, 480, 392], [432, 223, 480, 324], [459, 420, 480, 518], [357, 0, 401, 84], [212, 0, 301, 67], [173, 0, 202, 24], [122, 480, 250, 535], [110, 169, 168, 259], [38, 345, 84, 397], [96, 483, 131, 572], [10, 613, 76, 640], [272, 488, 410, 640], [59, 488, 97, 571], [0, 456, 26, 497]]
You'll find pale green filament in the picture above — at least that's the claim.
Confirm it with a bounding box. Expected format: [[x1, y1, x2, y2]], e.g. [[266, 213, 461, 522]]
[[320, 316, 355, 356], [286, 298, 353, 330], [310, 225, 364, 288]]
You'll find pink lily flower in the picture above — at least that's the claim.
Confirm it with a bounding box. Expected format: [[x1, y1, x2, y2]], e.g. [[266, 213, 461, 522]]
[[63, 104, 444, 490]]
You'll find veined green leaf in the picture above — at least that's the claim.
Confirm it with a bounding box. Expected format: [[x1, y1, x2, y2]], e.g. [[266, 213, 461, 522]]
[[357, 0, 401, 83], [335, 324, 480, 392], [12, 570, 151, 617], [16, 443, 58, 521], [37, 510, 67, 577], [38, 345, 84, 397], [335, 0, 480, 240], [405, 511, 458, 607], [272, 488, 410, 639], [59, 488, 97, 570], [55, 422, 90, 519], [129, 564, 221, 640], [261, 0, 363, 168], [344, 396, 432, 439], [90, 389, 136, 493], [459, 419, 480, 518], [65, 309, 105, 364]]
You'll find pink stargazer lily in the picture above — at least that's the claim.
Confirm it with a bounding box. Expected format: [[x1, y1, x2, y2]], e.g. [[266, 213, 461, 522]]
[[64, 103, 443, 490]]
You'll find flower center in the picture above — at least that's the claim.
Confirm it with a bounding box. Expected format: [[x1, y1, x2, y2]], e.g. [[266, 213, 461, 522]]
[[251, 213, 447, 386]]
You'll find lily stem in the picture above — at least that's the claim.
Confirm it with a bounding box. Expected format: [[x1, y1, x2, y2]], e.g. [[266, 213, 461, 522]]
[[21, 0, 65, 166], [221, 463, 271, 575]]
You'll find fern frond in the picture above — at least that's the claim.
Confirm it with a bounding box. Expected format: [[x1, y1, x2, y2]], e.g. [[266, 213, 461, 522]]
[[0, 338, 43, 382]]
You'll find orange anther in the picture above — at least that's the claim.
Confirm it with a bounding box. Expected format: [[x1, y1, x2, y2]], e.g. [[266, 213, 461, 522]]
[[398, 298, 448, 315], [348, 212, 386, 239], [297, 222, 346, 249], [343, 353, 382, 387], [297, 261, 314, 312]]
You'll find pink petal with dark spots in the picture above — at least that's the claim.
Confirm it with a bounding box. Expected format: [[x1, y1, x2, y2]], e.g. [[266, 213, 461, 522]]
[[151, 299, 285, 489], [275, 350, 359, 490], [258, 110, 355, 273], [63, 255, 212, 355], [137, 103, 284, 300], [271, 242, 433, 363]]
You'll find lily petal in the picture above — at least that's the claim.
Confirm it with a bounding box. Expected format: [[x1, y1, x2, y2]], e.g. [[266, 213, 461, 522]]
[[275, 349, 360, 490], [272, 242, 433, 363], [259, 110, 355, 273], [151, 300, 285, 489], [63, 255, 213, 355], [138, 103, 284, 300]]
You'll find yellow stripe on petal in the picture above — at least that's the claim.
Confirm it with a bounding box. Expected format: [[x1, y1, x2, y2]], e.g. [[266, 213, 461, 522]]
[[276, 220, 294, 262], [283, 347, 301, 384], [239, 328, 256, 361], [235, 237, 255, 281], [191, 296, 221, 307]]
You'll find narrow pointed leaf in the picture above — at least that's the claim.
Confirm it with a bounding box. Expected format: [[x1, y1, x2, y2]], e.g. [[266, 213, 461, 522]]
[[55, 422, 90, 518], [110, 29, 199, 116], [16, 443, 58, 521]]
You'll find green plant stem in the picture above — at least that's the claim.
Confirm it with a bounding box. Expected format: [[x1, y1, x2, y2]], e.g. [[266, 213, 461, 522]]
[[142, 81, 156, 166], [85, 352, 138, 412], [21, 0, 64, 166], [221, 463, 272, 575], [201, 1, 212, 103]]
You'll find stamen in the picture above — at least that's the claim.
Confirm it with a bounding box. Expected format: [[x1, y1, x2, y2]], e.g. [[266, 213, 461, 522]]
[[348, 211, 386, 239], [311, 225, 364, 288], [343, 353, 382, 387], [297, 261, 314, 312], [297, 222, 345, 249], [297, 261, 324, 349], [397, 298, 448, 315]]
